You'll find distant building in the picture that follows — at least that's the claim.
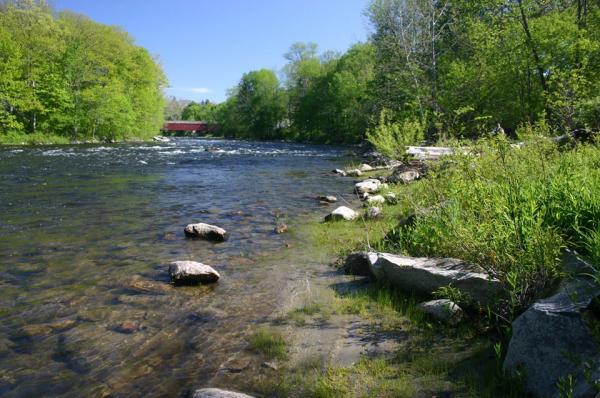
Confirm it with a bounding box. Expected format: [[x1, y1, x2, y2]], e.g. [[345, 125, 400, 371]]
[[161, 121, 218, 135]]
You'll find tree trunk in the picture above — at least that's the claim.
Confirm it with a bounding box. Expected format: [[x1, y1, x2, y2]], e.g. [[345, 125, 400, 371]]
[[516, 0, 548, 93]]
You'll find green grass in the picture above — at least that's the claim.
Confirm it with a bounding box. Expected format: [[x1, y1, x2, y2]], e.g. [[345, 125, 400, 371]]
[[248, 328, 288, 360]]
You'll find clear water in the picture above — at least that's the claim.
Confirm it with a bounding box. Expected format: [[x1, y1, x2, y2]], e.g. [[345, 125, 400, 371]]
[[0, 138, 355, 397]]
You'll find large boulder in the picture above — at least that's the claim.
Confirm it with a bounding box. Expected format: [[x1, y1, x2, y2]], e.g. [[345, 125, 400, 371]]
[[367, 253, 504, 306], [193, 388, 255, 398], [169, 261, 220, 285], [355, 179, 382, 194], [503, 263, 600, 398], [418, 299, 464, 325], [184, 223, 228, 241]]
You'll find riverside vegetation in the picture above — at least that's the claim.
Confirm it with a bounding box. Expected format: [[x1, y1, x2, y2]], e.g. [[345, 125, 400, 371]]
[[0, 1, 166, 144], [243, 129, 600, 398]]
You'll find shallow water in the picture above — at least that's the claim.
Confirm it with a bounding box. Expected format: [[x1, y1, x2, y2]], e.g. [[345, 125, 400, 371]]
[[0, 138, 355, 397]]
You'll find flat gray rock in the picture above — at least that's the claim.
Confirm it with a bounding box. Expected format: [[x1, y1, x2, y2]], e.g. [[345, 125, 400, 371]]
[[367, 253, 504, 306], [184, 222, 228, 241], [193, 388, 255, 398], [169, 261, 220, 285]]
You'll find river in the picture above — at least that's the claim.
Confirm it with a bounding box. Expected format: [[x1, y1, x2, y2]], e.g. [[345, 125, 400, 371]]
[[0, 138, 356, 397]]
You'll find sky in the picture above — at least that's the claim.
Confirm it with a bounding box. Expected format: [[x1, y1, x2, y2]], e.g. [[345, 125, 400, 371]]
[[52, 0, 371, 103]]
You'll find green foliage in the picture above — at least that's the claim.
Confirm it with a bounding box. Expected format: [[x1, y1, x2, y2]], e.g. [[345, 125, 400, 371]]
[[432, 285, 471, 307], [366, 109, 424, 159], [385, 135, 600, 311], [0, 1, 166, 144]]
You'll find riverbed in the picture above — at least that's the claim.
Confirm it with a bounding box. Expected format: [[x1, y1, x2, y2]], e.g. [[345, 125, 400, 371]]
[[0, 138, 356, 397]]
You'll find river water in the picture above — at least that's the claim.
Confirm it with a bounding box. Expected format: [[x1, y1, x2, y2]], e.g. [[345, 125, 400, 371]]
[[0, 139, 355, 397]]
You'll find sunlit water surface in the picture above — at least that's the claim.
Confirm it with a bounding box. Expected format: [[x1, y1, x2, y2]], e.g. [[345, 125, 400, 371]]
[[0, 138, 355, 397]]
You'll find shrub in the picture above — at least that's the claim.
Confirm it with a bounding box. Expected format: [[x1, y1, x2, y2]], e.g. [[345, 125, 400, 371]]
[[384, 133, 600, 313], [366, 109, 424, 160]]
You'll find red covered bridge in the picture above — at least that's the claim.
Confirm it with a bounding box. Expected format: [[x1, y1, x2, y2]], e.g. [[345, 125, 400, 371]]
[[161, 121, 218, 135]]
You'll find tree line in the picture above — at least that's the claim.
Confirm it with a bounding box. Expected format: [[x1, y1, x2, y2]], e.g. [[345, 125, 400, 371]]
[[181, 0, 599, 144], [0, 0, 166, 144]]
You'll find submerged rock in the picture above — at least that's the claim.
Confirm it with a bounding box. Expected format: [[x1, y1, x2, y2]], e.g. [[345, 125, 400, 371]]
[[343, 252, 373, 277], [355, 179, 382, 194], [367, 253, 504, 306], [184, 223, 228, 242], [169, 261, 220, 285], [325, 206, 357, 222], [274, 223, 288, 234], [21, 319, 76, 337], [115, 321, 139, 334], [418, 299, 464, 325], [193, 388, 255, 398], [503, 268, 600, 398]]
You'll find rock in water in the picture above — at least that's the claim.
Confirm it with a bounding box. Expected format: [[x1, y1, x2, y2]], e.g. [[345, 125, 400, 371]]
[[503, 275, 600, 398], [318, 195, 338, 203], [418, 299, 463, 325], [325, 206, 357, 222], [367, 253, 504, 307], [333, 169, 346, 176], [355, 179, 382, 194], [274, 223, 288, 234], [193, 388, 255, 398], [184, 223, 228, 241], [169, 261, 220, 285]]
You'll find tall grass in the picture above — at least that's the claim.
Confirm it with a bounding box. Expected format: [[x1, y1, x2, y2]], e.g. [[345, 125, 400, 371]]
[[384, 134, 600, 312]]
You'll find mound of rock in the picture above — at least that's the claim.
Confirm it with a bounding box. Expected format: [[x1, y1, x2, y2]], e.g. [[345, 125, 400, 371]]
[[169, 261, 220, 285], [184, 223, 228, 242]]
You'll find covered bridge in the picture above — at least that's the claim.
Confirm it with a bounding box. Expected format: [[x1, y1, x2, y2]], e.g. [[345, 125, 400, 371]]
[[161, 121, 218, 135]]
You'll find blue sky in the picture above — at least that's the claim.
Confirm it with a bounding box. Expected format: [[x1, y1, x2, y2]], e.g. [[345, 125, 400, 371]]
[[53, 0, 371, 103]]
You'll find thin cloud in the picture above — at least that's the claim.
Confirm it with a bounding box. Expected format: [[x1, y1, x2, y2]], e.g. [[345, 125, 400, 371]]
[[179, 87, 213, 94]]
